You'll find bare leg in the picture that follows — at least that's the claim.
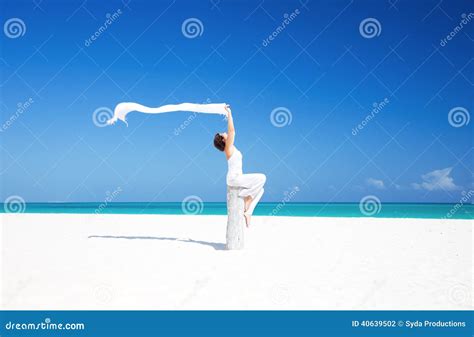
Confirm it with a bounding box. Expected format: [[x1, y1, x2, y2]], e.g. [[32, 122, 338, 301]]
[[244, 188, 264, 227], [228, 174, 266, 227], [244, 212, 252, 228], [244, 196, 252, 212]]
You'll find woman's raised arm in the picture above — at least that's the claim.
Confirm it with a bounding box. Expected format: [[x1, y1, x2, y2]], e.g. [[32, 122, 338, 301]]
[[224, 105, 235, 158]]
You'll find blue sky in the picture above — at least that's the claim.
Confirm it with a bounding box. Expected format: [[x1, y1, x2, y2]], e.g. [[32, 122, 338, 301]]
[[0, 0, 472, 203]]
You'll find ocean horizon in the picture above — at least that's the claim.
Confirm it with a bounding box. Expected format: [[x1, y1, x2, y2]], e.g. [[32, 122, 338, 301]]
[[1, 202, 472, 219]]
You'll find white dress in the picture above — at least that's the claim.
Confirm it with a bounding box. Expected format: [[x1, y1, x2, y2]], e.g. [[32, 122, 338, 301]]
[[226, 146, 266, 215]]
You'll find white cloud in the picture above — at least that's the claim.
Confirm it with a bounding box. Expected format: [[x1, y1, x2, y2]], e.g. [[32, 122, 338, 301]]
[[366, 178, 385, 189], [411, 167, 460, 191]]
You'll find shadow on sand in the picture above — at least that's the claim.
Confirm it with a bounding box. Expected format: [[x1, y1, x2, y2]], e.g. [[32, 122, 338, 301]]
[[88, 235, 226, 251]]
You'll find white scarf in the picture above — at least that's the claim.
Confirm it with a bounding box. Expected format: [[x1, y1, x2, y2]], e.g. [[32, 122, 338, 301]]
[[106, 102, 229, 126]]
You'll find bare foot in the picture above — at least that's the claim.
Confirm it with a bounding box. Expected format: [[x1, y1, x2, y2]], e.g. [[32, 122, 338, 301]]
[[244, 196, 253, 212], [244, 212, 251, 228]]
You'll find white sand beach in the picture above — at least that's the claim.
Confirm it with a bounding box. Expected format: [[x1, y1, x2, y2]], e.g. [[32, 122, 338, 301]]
[[1, 214, 472, 310]]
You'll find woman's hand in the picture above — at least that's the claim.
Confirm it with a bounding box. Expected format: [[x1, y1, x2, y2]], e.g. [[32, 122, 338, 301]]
[[224, 104, 231, 116]]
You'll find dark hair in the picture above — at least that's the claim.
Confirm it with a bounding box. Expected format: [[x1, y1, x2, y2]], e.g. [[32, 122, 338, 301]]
[[213, 133, 225, 151]]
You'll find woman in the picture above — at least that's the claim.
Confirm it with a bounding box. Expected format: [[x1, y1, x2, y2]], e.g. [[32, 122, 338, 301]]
[[213, 105, 266, 227]]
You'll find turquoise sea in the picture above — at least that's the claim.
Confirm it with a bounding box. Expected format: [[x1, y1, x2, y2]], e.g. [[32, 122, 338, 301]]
[[1, 202, 473, 219]]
